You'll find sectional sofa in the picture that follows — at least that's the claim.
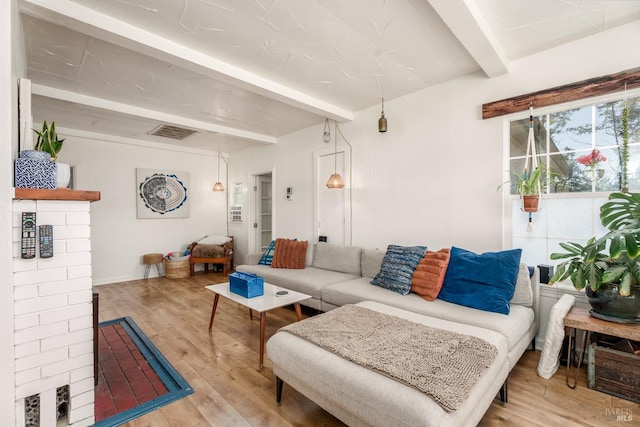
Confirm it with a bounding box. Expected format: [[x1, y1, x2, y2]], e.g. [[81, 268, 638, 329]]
[[236, 242, 539, 426]]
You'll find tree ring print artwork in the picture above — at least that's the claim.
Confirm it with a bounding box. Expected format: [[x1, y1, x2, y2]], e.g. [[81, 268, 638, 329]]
[[140, 174, 186, 213], [136, 169, 190, 218]]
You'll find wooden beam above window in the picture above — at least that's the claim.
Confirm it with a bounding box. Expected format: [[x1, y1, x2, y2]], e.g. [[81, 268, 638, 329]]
[[482, 67, 640, 119]]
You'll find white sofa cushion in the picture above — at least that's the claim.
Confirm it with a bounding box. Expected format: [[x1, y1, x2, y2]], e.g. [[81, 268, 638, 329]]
[[321, 277, 534, 354], [305, 243, 315, 267], [312, 242, 362, 275], [361, 248, 385, 278], [237, 264, 358, 300], [267, 301, 509, 427], [511, 263, 533, 307]]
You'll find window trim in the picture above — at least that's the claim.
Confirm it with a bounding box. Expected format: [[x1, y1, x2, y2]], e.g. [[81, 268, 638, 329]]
[[503, 87, 640, 194]]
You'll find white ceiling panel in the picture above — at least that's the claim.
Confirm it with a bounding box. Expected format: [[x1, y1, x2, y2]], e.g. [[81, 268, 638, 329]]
[[65, 0, 477, 108], [476, 0, 640, 60], [23, 15, 321, 137], [31, 95, 259, 152], [17, 0, 640, 152]]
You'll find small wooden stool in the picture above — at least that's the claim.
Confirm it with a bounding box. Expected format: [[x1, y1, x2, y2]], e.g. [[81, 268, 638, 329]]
[[143, 253, 164, 279]]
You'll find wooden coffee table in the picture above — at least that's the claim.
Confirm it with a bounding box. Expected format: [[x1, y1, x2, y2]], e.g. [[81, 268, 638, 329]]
[[205, 282, 311, 367]]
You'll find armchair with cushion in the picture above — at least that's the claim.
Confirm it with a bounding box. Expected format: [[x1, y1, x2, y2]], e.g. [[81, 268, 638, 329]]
[[188, 235, 234, 276]]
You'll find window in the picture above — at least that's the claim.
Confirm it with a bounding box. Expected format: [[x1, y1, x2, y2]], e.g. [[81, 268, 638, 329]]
[[508, 95, 640, 194]]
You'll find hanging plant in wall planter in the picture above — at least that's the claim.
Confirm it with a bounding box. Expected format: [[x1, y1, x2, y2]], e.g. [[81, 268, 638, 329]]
[[511, 164, 543, 213], [33, 121, 70, 188], [506, 105, 545, 233], [498, 163, 546, 234]]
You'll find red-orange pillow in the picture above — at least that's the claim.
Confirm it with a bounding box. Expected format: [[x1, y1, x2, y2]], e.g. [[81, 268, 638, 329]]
[[271, 238, 308, 269], [411, 248, 450, 301]]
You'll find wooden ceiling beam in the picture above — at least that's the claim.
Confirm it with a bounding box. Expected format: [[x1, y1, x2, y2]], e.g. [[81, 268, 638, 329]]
[[482, 67, 640, 119]]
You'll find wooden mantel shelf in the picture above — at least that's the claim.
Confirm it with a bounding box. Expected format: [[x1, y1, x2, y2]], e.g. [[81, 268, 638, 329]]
[[13, 188, 101, 202]]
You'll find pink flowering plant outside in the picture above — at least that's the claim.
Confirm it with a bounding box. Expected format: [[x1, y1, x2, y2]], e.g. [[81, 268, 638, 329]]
[[577, 148, 607, 168]]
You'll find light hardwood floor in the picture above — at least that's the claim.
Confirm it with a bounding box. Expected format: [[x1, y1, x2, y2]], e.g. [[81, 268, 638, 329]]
[[97, 273, 640, 426]]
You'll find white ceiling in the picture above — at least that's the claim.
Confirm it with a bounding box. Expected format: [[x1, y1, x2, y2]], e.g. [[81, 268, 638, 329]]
[[18, 0, 640, 152]]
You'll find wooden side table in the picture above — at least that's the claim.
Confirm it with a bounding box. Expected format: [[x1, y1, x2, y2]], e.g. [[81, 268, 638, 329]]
[[564, 307, 640, 389]]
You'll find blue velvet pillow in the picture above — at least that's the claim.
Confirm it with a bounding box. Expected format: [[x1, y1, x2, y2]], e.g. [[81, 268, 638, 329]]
[[438, 246, 522, 315], [258, 240, 276, 265], [371, 245, 427, 295]]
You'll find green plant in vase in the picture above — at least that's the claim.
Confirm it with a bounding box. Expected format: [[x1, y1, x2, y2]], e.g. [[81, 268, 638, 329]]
[[549, 192, 640, 320], [576, 149, 606, 181], [502, 164, 543, 212], [513, 164, 543, 195], [33, 120, 64, 161]]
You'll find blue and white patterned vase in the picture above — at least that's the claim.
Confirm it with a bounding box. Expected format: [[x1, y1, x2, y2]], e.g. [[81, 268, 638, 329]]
[[15, 150, 56, 189], [20, 150, 51, 161]]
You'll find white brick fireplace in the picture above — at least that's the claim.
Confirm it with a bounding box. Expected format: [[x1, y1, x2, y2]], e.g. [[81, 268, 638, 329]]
[[12, 190, 99, 427]]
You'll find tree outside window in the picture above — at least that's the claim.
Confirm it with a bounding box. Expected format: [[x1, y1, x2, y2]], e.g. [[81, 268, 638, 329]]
[[508, 96, 640, 194]]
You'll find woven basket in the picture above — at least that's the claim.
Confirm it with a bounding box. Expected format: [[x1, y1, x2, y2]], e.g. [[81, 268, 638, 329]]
[[165, 258, 190, 279]]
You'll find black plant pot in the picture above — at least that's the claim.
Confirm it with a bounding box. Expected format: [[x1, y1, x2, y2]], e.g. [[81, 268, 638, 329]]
[[586, 283, 640, 320]]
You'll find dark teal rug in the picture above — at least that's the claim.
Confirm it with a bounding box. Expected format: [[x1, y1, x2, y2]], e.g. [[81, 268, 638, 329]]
[[94, 316, 193, 426]]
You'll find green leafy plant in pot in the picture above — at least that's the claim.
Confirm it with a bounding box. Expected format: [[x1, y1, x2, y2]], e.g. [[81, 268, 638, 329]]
[[504, 164, 543, 212], [33, 120, 72, 188], [33, 120, 64, 161], [549, 192, 640, 320]]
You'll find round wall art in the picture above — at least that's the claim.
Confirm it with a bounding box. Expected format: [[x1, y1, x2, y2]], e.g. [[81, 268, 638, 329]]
[[136, 169, 189, 218]]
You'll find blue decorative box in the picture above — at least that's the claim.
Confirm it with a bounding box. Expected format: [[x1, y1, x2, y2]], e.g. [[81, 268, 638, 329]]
[[15, 157, 56, 189], [229, 272, 264, 298]]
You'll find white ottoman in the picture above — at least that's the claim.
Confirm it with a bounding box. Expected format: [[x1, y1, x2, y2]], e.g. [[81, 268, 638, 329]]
[[267, 301, 510, 427]]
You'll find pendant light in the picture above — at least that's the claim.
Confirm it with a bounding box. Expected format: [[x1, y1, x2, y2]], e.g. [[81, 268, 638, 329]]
[[213, 148, 225, 192], [326, 121, 345, 189], [378, 98, 387, 133]]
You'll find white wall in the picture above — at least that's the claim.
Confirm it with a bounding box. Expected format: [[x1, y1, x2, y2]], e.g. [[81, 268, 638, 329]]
[[57, 130, 228, 285], [1, 0, 18, 423], [31, 20, 638, 284], [229, 21, 640, 265]]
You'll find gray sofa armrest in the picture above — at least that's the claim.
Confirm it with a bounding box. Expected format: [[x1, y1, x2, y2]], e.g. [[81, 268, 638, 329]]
[[245, 252, 264, 265]]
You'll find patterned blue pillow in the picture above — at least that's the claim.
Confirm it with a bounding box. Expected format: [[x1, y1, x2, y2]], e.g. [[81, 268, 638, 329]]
[[258, 240, 276, 265], [371, 245, 427, 295]]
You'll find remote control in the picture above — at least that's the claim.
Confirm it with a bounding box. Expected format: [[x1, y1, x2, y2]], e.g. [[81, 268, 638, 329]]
[[21, 212, 37, 259], [39, 225, 53, 258]]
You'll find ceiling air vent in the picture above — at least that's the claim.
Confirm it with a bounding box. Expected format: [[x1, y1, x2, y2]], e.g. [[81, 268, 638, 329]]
[[149, 124, 198, 140]]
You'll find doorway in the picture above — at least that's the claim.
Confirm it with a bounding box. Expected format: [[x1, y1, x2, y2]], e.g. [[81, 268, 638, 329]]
[[315, 147, 350, 245], [253, 172, 273, 252]]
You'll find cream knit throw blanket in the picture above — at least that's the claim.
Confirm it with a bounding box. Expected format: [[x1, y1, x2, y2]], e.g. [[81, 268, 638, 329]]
[[280, 304, 498, 411]]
